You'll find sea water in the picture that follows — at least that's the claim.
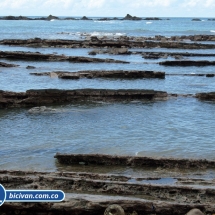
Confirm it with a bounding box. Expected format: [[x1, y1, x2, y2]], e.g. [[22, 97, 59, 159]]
[[0, 17, 215, 171]]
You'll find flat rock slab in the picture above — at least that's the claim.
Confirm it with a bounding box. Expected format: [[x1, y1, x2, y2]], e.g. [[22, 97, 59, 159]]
[[0, 61, 19, 67], [196, 92, 215, 101], [167, 74, 215, 77], [1, 193, 213, 215], [55, 153, 215, 169], [30, 70, 165, 79], [1, 38, 215, 49], [159, 60, 215, 66], [1, 170, 215, 204], [142, 52, 215, 59], [0, 89, 168, 108], [0, 51, 128, 63], [0, 170, 215, 215]]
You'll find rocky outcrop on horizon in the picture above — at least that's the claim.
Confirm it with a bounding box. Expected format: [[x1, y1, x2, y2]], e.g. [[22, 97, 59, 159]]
[[81, 16, 92, 20], [192, 18, 201, 21], [123, 14, 142, 20]]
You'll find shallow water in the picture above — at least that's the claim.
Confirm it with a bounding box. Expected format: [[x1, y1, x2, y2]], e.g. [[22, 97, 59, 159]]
[[0, 98, 215, 171], [1, 18, 215, 172]]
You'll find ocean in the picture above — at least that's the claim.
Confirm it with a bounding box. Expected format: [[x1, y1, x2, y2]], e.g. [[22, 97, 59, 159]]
[[0, 17, 215, 171]]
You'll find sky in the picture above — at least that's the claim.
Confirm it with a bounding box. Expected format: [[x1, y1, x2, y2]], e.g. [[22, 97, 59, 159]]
[[0, 0, 215, 17]]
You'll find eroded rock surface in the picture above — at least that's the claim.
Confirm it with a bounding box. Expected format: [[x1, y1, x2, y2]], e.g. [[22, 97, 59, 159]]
[[30, 70, 165, 79], [159, 60, 215, 66], [196, 92, 215, 101], [55, 153, 215, 169], [0, 168, 215, 214], [1, 38, 215, 49], [0, 51, 128, 63], [0, 89, 168, 108], [0, 62, 19, 67]]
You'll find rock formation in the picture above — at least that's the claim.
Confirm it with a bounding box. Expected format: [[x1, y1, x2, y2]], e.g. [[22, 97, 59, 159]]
[[0, 89, 168, 108]]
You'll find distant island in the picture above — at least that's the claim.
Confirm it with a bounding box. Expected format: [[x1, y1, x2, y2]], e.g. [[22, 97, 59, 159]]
[[0, 14, 169, 21]]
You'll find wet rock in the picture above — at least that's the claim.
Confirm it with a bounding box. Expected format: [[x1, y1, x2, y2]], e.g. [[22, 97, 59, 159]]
[[28, 106, 56, 113], [143, 17, 162, 20], [1, 170, 215, 214], [186, 208, 204, 215], [50, 72, 58, 78], [0, 15, 31, 20], [55, 153, 215, 169], [104, 204, 125, 215], [196, 92, 215, 101], [0, 89, 168, 108], [1, 38, 215, 49], [141, 51, 215, 58], [206, 74, 215, 77], [64, 17, 76, 20], [88, 50, 97, 55], [1, 192, 213, 215], [26, 65, 36, 69], [30, 72, 50, 76], [0, 62, 19, 67], [142, 52, 165, 59], [123, 14, 142, 21], [97, 18, 112, 21], [0, 51, 128, 64], [174, 55, 184, 60], [59, 74, 80, 79], [159, 60, 215, 66], [192, 18, 201, 21], [31, 70, 165, 79], [114, 48, 129, 54]]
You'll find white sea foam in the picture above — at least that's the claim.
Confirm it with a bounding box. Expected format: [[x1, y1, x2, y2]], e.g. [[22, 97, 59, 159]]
[[91, 31, 126, 36], [93, 20, 118, 24], [146, 22, 152, 24]]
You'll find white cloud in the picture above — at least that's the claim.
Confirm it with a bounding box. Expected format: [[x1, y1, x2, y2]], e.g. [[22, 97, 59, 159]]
[[181, 0, 215, 7], [204, 0, 215, 7], [135, 0, 174, 7], [0, 0, 215, 16]]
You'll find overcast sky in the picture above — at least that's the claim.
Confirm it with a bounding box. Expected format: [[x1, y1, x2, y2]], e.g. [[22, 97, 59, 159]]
[[0, 0, 215, 17]]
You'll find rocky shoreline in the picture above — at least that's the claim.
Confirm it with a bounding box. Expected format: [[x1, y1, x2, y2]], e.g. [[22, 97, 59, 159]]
[[1, 153, 215, 215]]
